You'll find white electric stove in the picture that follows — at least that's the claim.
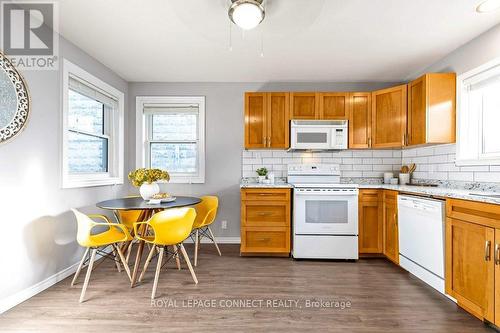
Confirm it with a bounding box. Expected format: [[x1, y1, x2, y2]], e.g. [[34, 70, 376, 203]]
[[288, 164, 359, 260]]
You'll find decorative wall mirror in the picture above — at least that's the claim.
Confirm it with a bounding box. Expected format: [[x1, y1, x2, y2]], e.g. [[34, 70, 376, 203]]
[[0, 51, 30, 143]]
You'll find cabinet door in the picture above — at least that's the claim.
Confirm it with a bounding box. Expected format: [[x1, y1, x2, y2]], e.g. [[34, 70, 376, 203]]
[[495, 229, 500, 326], [407, 75, 427, 145], [383, 191, 399, 264], [290, 92, 319, 119], [359, 190, 383, 254], [349, 92, 372, 149], [371, 85, 407, 148], [445, 218, 494, 322], [319, 93, 349, 120], [245, 92, 267, 148], [267, 92, 290, 148]]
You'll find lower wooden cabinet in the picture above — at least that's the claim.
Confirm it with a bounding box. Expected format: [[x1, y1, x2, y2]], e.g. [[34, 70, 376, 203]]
[[240, 188, 291, 256], [445, 198, 500, 324], [358, 189, 383, 254], [383, 190, 399, 264]]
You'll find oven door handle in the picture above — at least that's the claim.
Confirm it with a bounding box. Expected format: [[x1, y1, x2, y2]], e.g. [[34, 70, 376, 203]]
[[294, 190, 358, 196]]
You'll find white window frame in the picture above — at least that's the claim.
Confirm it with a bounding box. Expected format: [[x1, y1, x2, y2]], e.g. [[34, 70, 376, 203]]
[[456, 56, 500, 166], [61, 59, 125, 188], [136, 96, 206, 184]]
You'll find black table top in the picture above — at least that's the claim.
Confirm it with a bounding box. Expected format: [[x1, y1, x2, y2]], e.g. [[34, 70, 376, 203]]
[[96, 196, 201, 210]]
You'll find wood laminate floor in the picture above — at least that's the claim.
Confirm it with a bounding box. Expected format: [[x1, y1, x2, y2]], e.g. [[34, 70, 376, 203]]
[[0, 244, 495, 333]]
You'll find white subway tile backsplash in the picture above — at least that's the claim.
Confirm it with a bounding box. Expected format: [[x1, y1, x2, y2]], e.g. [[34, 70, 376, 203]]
[[262, 158, 282, 164], [449, 172, 474, 181], [433, 144, 456, 155], [352, 151, 373, 157], [353, 164, 372, 171], [474, 172, 500, 183], [373, 150, 393, 157], [460, 165, 489, 172], [241, 145, 500, 184]]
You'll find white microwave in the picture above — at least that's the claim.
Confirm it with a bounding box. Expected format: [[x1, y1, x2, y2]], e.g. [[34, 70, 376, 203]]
[[290, 120, 348, 150]]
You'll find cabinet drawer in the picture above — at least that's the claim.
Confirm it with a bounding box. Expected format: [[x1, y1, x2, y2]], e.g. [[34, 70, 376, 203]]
[[242, 202, 289, 227], [241, 188, 290, 201], [446, 199, 500, 229], [241, 227, 290, 253], [359, 189, 381, 203]]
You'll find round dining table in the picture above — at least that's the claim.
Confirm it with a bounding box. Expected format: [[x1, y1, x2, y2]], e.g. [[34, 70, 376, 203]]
[[96, 196, 202, 287]]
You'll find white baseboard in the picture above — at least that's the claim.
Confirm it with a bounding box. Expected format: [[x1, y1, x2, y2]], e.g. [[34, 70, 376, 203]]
[[0, 248, 112, 314], [184, 236, 241, 244]]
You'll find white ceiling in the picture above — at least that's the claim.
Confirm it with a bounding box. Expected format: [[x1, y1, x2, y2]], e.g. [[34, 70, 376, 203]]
[[57, 0, 500, 82]]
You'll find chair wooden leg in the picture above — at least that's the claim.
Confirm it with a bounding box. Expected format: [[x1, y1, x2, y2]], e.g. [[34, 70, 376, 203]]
[[179, 244, 198, 284], [173, 245, 181, 270], [112, 247, 122, 273], [207, 226, 222, 256], [71, 248, 89, 286], [114, 244, 132, 282], [79, 248, 97, 303], [151, 247, 164, 300], [194, 229, 199, 267], [125, 241, 133, 264], [139, 245, 156, 282]]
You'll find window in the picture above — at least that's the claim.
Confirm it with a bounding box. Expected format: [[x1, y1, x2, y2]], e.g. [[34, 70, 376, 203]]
[[136, 96, 205, 183], [457, 57, 500, 166], [62, 60, 124, 188]]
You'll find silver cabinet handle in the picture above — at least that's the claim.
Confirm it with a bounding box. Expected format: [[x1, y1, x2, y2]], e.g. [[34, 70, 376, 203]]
[[485, 240, 492, 261]]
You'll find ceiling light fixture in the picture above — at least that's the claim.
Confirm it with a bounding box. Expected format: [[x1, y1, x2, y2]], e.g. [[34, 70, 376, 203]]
[[228, 0, 265, 30], [476, 0, 500, 12]]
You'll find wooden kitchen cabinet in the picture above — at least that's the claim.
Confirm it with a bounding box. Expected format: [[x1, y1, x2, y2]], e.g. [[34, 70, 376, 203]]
[[407, 73, 456, 146], [383, 190, 399, 264], [319, 93, 350, 120], [290, 92, 319, 119], [358, 189, 383, 254], [445, 198, 500, 323], [349, 92, 372, 149], [240, 188, 291, 256], [244, 92, 289, 149], [371, 84, 407, 148]]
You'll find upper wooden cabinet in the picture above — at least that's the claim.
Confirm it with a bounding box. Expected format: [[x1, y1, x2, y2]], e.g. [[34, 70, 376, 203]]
[[319, 93, 350, 120], [371, 84, 407, 149], [290, 92, 319, 119], [349, 92, 372, 149], [244, 92, 290, 149], [407, 73, 456, 146]]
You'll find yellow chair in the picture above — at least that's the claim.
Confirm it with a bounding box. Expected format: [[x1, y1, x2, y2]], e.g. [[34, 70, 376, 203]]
[[71, 209, 132, 303], [134, 208, 198, 299], [191, 196, 220, 266]]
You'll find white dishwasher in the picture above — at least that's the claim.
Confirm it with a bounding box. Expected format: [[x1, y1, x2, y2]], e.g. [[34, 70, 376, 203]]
[[398, 195, 445, 294]]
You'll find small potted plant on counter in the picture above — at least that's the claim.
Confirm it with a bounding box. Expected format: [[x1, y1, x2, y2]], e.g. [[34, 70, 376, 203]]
[[128, 168, 170, 200], [256, 167, 268, 183]]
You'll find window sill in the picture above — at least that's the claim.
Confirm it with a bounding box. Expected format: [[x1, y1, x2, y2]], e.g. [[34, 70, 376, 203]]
[[157, 178, 205, 184], [62, 177, 124, 189]]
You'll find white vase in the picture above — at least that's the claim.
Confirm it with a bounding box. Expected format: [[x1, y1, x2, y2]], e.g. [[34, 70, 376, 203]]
[[258, 176, 265, 183], [140, 182, 160, 200]]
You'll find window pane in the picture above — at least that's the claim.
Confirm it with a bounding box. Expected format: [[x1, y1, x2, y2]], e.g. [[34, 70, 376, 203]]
[[68, 89, 104, 134], [482, 83, 500, 155], [150, 143, 197, 173], [152, 114, 197, 141], [68, 131, 108, 173]]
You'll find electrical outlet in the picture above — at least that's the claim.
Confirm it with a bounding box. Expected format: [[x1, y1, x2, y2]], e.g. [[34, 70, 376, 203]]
[[221, 220, 228, 229]]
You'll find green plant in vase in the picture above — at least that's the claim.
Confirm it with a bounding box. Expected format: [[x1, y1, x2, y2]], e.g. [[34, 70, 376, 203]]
[[128, 168, 170, 200], [256, 167, 268, 183]]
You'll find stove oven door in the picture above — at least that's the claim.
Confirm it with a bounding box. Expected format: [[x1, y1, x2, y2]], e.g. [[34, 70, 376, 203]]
[[293, 188, 358, 235]]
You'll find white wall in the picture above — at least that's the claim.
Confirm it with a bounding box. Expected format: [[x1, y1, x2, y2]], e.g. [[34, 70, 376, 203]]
[[0, 36, 129, 311]]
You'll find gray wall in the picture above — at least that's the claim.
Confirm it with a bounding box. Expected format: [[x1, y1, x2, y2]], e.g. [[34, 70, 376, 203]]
[[408, 23, 500, 79], [0, 36, 129, 305], [128, 82, 397, 238]]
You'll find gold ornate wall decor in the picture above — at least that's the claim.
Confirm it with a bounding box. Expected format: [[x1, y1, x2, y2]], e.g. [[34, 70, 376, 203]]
[[0, 51, 30, 143]]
